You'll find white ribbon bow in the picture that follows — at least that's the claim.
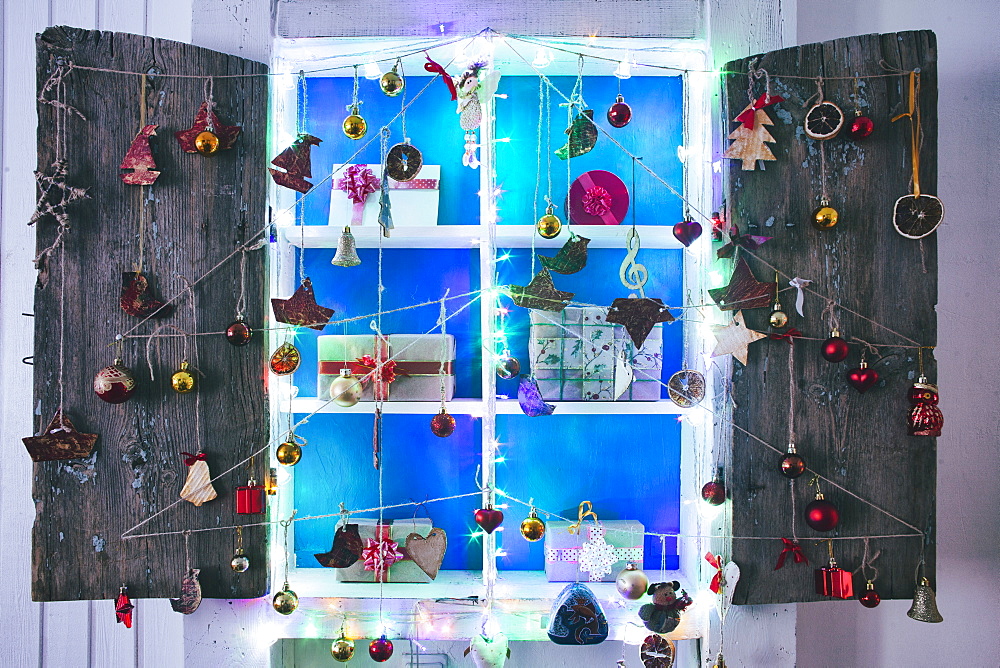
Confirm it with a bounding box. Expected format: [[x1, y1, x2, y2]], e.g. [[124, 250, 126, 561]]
[[789, 277, 812, 316]]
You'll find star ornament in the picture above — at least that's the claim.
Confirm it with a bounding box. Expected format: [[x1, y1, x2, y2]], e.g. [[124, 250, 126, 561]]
[[606, 297, 675, 349], [29, 160, 90, 227], [508, 268, 574, 312], [271, 277, 335, 331], [711, 311, 766, 366], [174, 102, 241, 153], [709, 257, 776, 311], [22, 410, 98, 462]]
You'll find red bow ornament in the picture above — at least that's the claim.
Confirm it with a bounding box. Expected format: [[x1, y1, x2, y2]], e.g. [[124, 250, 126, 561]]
[[361, 526, 405, 582], [774, 537, 809, 570], [736, 93, 786, 129], [338, 164, 380, 226], [770, 328, 802, 344], [582, 186, 612, 217], [424, 54, 458, 101], [180, 451, 207, 466], [705, 552, 723, 594]]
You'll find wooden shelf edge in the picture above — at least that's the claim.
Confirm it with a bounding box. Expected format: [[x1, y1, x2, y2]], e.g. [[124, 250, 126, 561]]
[[289, 398, 686, 415]]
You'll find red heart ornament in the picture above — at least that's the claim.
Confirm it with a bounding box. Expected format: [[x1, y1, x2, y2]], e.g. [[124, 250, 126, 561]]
[[474, 508, 504, 534], [672, 220, 703, 247], [847, 365, 879, 393]]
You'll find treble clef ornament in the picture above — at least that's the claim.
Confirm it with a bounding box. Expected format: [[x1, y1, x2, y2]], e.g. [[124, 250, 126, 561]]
[[619, 227, 648, 298]]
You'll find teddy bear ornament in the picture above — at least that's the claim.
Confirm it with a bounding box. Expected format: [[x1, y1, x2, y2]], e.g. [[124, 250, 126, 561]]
[[638, 581, 693, 634]]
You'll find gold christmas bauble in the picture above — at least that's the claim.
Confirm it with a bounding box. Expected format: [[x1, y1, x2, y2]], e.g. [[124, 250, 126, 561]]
[[343, 113, 367, 140], [380, 69, 404, 97], [171, 361, 195, 393], [520, 512, 546, 542], [272, 586, 299, 615], [194, 131, 220, 155], [536, 208, 562, 239], [813, 204, 839, 229], [329, 370, 363, 407], [230, 550, 250, 573], [330, 636, 356, 662], [769, 308, 789, 328], [276, 442, 302, 466]]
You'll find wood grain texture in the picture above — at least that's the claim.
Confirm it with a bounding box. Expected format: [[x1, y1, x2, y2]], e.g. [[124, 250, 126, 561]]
[[275, 0, 703, 39], [723, 31, 938, 605], [32, 25, 268, 602]]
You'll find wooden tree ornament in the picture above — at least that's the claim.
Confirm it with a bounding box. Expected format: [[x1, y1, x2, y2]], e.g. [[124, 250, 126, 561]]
[[724, 105, 778, 170]]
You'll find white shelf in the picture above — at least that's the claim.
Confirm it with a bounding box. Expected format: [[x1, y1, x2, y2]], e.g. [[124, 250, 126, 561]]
[[289, 567, 683, 601], [290, 397, 685, 415], [283, 224, 685, 250]]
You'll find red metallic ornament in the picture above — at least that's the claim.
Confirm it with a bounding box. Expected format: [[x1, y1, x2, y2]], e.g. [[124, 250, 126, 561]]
[[369, 635, 394, 662], [815, 559, 854, 598], [607, 94, 632, 128], [115, 586, 135, 628], [908, 376, 943, 436], [847, 360, 879, 393], [226, 317, 252, 346], [475, 507, 504, 534], [430, 409, 456, 437], [701, 474, 726, 506], [805, 493, 839, 531], [94, 360, 137, 404], [859, 581, 881, 608], [848, 114, 874, 139], [235, 479, 265, 514], [672, 219, 703, 247], [779, 443, 806, 478], [821, 331, 849, 363]]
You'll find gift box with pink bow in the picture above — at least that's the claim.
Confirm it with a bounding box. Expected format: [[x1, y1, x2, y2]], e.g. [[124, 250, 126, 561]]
[[317, 334, 455, 402], [328, 163, 441, 228], [332, 518, 441, 583]]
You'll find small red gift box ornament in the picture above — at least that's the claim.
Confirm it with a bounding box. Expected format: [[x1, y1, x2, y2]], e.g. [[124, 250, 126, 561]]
[[236, 479, 265, 514], [815, 541, 853, 599]]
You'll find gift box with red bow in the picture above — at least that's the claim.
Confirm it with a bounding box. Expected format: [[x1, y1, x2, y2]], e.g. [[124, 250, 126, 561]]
[[333, 518, 435, 583], [328, 163, 441, 228], [318, 334, 455, 402]]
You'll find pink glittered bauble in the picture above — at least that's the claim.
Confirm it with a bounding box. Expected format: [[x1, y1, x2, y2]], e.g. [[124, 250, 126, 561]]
[[430, 411, 456, 437]]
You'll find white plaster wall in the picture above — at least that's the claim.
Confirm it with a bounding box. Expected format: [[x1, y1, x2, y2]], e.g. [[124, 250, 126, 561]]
[[794, 2, 1000, 667]]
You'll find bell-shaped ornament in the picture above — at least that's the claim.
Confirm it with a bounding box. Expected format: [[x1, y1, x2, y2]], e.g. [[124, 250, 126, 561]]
[[331, 226, 361, 267], [907, 577, 943, 623], [546, 583, 608, 645]]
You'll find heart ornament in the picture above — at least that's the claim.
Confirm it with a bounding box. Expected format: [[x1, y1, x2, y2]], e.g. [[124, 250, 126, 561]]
[[847, 364, 879, 393], [404, 528, 447, 579], [475, 507, 504, 534], [465, 631, 510, 668], [672, 219, 703, 247]]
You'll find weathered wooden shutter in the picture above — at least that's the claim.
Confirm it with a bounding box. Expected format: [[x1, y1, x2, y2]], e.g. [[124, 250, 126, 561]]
[[32, 26, 268, 601], [724, 31, 938, 605]]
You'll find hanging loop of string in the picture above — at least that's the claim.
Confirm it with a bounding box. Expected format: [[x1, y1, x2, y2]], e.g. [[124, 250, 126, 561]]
[[438, 290, 450, 410], [746, 58, 773, 105]]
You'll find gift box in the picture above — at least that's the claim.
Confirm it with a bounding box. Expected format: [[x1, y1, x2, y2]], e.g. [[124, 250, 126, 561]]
[[544, 520, 645, 582], [529, 307, 663, 400], [334, 518, 435, 583], [318, 334, 455, 402], [328, 163, 441, 228]]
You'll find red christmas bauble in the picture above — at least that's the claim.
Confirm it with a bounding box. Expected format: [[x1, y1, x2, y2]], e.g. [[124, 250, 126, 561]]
[[701, 479, 726, 505], [847, 365, 879, 393], [430, 410, 456, 437], [821, 336, 849, 363], [859, 587, 881, 608], [607, 95, 632, 128], [780, 453, 806, 478], [475, 507, 504, 534], [805, 497, 840, 531], [226, 319, 252, 346], [93, 362, 137, 404], [848, 115, 874, 139], [369, 636, 394, 662]]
